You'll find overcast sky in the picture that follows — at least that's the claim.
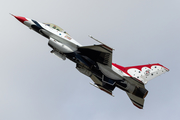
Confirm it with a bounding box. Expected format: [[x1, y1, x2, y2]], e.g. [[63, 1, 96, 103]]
[[1, 0, 180, 120]]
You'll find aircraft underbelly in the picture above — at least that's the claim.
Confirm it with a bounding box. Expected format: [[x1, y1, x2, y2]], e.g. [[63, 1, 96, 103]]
[[97, 63, 123, 80], [48, 38, 74, 53], [43, 29, 77, 45], [41, 29, 78, 53]]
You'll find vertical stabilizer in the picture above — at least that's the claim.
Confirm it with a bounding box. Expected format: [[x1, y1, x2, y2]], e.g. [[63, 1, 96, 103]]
[[113, 63, 169, 84]]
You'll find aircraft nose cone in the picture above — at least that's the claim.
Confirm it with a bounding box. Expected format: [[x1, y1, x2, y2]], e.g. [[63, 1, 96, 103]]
[[11, 14, 28, 23]]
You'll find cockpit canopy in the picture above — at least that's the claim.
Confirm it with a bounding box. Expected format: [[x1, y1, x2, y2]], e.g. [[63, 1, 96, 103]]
[[44, 23, 70, 35]]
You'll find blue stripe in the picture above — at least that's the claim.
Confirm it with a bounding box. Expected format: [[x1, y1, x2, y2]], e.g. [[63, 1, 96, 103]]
[[32, 20, 43, 29]]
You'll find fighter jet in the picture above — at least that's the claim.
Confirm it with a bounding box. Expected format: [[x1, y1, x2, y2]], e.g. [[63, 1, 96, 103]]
[[12, 15, 169, 109]]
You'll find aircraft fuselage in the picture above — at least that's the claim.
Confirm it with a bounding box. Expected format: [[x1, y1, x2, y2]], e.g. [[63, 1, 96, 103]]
[[13, 15, 169, 109]]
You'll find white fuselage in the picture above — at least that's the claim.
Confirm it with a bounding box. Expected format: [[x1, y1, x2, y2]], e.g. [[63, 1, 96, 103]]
[[24, 18, 82, 54]]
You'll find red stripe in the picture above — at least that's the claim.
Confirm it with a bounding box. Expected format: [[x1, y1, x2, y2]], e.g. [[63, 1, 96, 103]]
[[14, 15, 28, 24], [112, 63, 169, 77], [133, 103, 143, 109], [100, 88, 112, 95], [102, 44, 113, 51], [112, 63, 133, 77]]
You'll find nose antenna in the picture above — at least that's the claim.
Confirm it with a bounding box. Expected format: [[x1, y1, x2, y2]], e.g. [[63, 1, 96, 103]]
[[10, 13, 15, 17]]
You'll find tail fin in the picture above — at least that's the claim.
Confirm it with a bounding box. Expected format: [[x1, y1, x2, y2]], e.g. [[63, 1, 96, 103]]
[[113, 63, 169, 84], [125, 63, 169, 84]]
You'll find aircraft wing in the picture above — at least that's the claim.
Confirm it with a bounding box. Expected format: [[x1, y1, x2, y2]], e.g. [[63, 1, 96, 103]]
[[78, 44, 113, 67]]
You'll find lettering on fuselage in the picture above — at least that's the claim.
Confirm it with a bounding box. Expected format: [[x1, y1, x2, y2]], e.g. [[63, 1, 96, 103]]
[[64, 35, 72, 40]]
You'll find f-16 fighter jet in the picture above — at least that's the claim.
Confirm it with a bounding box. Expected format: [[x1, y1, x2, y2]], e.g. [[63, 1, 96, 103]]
[[12, 15, 169, 109]]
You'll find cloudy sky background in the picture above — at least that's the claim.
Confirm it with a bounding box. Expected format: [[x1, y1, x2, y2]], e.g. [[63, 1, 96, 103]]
[[1, 0, 180, 120]]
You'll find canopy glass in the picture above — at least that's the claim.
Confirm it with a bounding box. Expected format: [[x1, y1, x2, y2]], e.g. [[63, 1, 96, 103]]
[[44, 23, 69, 35]]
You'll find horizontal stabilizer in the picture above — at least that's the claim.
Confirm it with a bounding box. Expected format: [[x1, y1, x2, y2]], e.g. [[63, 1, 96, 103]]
[[126, 92, 144, 109], [90, 83, 114, 96], [90, 75, 115, 96]]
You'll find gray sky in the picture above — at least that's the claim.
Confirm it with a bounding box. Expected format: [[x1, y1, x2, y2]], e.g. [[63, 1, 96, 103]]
[[1, 0, 180, 120]]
